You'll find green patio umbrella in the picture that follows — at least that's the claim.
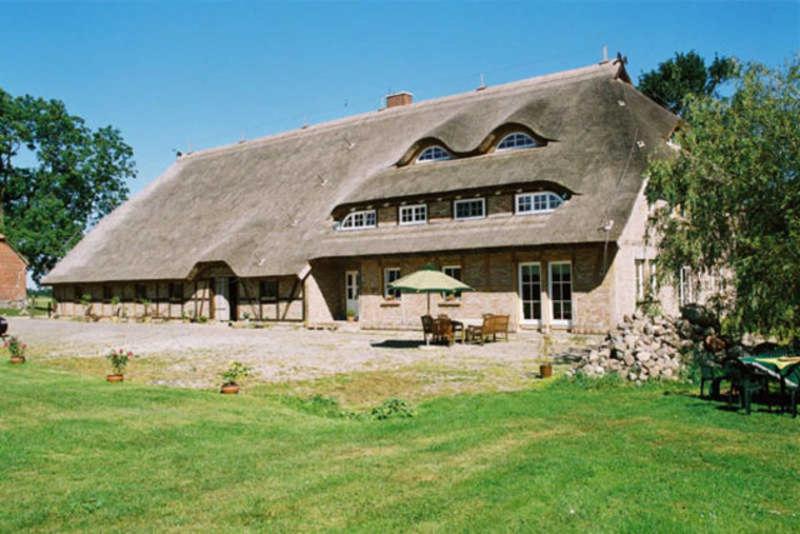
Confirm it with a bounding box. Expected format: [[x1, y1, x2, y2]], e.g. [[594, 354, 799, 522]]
[[388, 264, 474, 315]]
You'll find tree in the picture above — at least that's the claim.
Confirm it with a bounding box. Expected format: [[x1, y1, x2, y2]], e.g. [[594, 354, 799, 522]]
[[0, 88, 136, 283], [638, 51, 739, 115], [645, 60, 800, 339]]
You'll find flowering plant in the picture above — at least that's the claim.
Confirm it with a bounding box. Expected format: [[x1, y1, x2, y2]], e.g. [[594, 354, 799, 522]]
[[106, 348, 135, 375], [5, 336, 27, 359], [221, 361, 252, 386]]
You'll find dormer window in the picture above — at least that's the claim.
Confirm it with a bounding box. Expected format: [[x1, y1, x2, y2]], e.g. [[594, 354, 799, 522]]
[[416, 146, 451, 163], [515, 192, 564, 214], [339, 209, 376, 230], [496, 132, 539, 151]]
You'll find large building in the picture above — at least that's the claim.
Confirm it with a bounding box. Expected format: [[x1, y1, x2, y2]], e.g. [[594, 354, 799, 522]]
[[43, 59, 684, 332]]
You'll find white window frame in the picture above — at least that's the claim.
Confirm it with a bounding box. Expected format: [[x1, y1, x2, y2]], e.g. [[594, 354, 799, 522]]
[[635, 259, 645, 302], [442, 265, 462, 280], [515, 192, 564, 215], [649, 262, 658, 296], [441, 265, 463, 299], [339, 209, 376, 231], [454, 198, 486, 220], [496, 132, 538, 151], [416, 145, 451, 163], [518, 261, 543, 325], [384, 267, 401, 299], [548, 261, 573, 327], [399, 204, 427, 226]]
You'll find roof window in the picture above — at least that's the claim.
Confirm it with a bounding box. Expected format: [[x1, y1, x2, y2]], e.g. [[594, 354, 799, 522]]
[[416, 146, 452, 163], [496, 132, 539, 151]]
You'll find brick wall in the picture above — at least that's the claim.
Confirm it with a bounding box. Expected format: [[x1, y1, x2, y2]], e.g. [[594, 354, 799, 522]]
[[308, 244, 617, 333], [0, 241, 26, 305]]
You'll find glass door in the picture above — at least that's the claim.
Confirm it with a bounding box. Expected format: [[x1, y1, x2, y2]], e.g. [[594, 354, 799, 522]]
[[518, 263, 542, 324]]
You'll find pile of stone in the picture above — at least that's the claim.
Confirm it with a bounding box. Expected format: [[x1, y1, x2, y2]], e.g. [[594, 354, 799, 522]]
[[567, 304, 720, 383]]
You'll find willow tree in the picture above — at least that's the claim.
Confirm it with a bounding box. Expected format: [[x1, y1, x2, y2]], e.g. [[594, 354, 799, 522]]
[[646, 60, 800, 339]]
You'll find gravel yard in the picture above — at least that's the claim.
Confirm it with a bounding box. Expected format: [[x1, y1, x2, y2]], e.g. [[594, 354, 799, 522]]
[[8, 318, 594, 401]]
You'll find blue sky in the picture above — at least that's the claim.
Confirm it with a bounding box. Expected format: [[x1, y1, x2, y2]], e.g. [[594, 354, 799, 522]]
[[2, 1, 798, 195]]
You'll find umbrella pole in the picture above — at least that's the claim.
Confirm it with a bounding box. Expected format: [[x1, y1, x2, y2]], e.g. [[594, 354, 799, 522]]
[[426, 292, 431, 346]]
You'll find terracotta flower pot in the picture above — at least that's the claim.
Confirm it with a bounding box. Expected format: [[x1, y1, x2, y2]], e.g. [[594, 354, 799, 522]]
[[220, 383, 240, 395], [9, 356, 25, 365], [539, 364, 553, 379], [106, 374, 124, 383]]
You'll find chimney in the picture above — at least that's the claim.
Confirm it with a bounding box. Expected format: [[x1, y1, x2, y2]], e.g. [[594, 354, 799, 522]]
[[386, 91, 413, 108]]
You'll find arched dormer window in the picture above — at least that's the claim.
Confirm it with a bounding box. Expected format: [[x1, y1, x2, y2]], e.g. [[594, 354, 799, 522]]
[[515, 191, 564, 214], [339, 209, 376, 230], [496, 132, 539, 151], [416, 145, 451, 163]]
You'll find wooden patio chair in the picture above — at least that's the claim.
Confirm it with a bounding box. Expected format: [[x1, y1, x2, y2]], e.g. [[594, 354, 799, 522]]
[[432, 317, 455, 346]]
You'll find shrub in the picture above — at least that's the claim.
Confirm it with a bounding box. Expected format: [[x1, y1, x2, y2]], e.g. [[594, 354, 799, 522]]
[[370, 398, 416, 420], [106, 348, 136, 375]]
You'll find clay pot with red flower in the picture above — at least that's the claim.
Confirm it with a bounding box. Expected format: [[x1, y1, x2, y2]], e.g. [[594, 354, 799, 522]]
[[106, 348, 136, 382], [220, 361, 252, 394], [5, 336, 27, 364]]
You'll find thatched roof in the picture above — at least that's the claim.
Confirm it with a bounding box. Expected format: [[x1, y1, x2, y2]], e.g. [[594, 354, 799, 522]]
[[44, 60, 677, 284]]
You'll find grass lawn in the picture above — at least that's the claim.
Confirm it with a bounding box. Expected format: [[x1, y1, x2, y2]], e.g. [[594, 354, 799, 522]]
[[1, 364, 799, 531], [0, 296, 53, 317]]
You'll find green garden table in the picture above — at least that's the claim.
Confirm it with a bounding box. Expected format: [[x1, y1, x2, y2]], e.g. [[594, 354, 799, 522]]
[[739, 354, 800, 415], [740, 355, 800, 388]]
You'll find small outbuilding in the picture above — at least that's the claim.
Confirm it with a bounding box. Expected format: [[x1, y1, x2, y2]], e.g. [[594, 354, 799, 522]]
[[0, 234, 28, 308]]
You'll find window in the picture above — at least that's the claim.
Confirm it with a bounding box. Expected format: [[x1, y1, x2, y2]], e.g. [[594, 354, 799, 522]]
[[384, 268, 401, 299], [135, 283, 146, 301], [416, 145, 451, 163], [260, 279, 278, 301], [496, 132, 539, 151], [443, 265, 462, 281], [399, 204, 427, 225], [649, 262, 658, 296], [519, 263, 542, 322], [73, 285, 85, 303], [454, 198, 486, 220], [635, 259, 645, 302], [549, 262, 573, 323], [339, 210, 376, 230], [515, 192, 564, 214], [679, 266, 693, 306], [442, 265, 462, 298], [103, 285, 113, 303], [169, 282, 183, 302]]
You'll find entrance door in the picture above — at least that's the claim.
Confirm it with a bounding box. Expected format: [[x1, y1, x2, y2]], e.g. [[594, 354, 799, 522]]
[[345, 270, 359, 319], [214, 277, 230, 321], [518, 262, 542, 325], [228, 277, 239, 321]]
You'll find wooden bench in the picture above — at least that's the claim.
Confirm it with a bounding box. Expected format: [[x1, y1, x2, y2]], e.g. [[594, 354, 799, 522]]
[[466, 314, 510, 344]]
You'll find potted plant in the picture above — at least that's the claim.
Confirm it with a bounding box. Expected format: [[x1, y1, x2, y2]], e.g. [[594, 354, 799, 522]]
[[105, 348, 136, 382], [220, 361, 252, 394], [539, 334, 554, 378], [346, 308, 356, 322], [5, 336, 27, 364]]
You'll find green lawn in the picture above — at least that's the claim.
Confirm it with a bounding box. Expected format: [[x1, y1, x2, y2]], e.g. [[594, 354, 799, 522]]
[[1, 364, 799, 532]]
